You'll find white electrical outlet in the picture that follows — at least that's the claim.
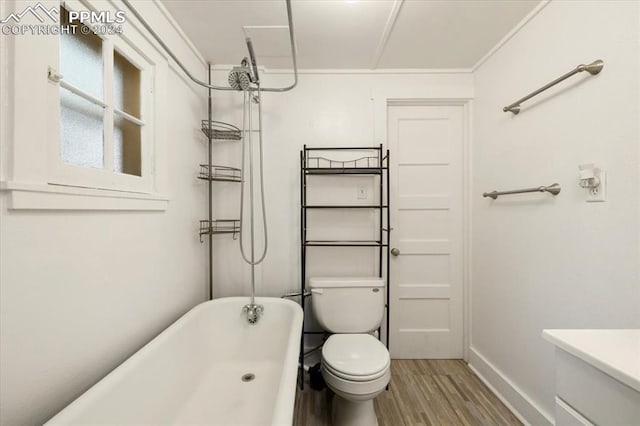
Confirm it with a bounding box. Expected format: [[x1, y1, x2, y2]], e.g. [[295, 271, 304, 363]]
[[586, 171, 606, 202], [357, 184, 367, 200]]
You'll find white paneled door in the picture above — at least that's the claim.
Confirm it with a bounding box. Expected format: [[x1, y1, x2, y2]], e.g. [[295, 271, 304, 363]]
[[388, 104, 464, 359]]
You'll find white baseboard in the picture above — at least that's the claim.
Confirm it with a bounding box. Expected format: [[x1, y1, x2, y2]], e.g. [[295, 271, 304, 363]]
[[468, 346, 554, 426]]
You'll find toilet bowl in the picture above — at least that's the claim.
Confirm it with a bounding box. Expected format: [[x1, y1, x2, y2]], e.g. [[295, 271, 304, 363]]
[[309, 277, 390, 426], [321, 331, 390, 425]]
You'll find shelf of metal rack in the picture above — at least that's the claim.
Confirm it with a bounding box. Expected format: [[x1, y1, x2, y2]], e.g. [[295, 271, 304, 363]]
[[198, 164, 242, 182], [200, 120, 242, 141], [304, 240, 388, 247], [199, 219, 240, 242], [302, 205, 388, 209]]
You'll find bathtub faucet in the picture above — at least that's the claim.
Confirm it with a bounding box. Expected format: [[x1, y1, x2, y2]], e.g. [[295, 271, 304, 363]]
[[243, 303, 264, 324]]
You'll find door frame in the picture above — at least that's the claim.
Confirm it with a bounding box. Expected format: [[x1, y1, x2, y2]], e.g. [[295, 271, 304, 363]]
[[372, 87, 473, 361]]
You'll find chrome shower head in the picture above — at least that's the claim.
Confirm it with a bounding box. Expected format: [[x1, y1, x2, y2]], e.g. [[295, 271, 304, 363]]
[[228, 58, 252, 90], [228, 67, 251, 90]]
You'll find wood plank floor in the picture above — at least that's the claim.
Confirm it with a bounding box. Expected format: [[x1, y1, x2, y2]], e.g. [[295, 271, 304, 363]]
[[294, 359, 522, 426]]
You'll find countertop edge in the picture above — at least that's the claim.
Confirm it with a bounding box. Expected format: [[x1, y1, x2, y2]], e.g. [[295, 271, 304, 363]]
[[542, 329, 640, 394]]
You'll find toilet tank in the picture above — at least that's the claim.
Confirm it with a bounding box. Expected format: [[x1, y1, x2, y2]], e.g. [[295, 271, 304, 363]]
[[309, 277, 385, 333]]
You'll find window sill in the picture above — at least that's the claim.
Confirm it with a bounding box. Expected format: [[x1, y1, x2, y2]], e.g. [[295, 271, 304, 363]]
[[0, 181, 169, 211]]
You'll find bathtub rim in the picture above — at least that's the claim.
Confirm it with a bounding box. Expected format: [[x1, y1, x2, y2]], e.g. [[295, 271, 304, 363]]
[[45, 296, 304, 425]]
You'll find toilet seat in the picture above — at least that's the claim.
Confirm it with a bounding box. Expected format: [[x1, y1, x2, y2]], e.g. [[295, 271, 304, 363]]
[[322, 334, 390, 382], [322, 359, 389, 382], [322, 362, 391, 401]]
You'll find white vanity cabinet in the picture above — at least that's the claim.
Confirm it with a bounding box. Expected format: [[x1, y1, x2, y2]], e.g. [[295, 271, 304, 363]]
[[542, 330, 640, 426]]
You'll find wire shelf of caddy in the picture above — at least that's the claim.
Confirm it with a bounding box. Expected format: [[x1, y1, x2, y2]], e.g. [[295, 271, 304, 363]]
[[303, 147, 387, 175], [201, 120, 242, 141], [198, 164, 242, 183], [199, 219, 240, 242]]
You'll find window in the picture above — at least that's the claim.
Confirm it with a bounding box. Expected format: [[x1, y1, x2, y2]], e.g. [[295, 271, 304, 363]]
[[113, 50, 142, 176], [58, 6, 143, 178], [1, 0, 169, 210]]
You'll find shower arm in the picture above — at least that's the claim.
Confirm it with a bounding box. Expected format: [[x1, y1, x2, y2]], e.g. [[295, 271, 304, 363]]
[[120, 0, 298, 93], [245, 38, 260, 85]]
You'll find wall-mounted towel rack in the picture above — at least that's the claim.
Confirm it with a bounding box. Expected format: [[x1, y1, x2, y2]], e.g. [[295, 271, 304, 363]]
[[503, 59, 603, 114], [483, 183, 561, 200]]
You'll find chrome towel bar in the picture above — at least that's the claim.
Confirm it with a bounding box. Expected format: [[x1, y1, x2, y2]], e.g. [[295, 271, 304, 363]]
[[483, 183, 561, 200], [503, 59, 603, 114]]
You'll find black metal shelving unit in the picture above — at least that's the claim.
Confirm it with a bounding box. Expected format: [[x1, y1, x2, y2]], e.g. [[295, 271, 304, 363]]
[[299, 145, 391, 390], [200, 71, 242, 300]]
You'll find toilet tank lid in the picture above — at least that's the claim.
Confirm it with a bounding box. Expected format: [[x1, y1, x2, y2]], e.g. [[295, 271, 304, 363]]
[[309, 277, 384, 288]]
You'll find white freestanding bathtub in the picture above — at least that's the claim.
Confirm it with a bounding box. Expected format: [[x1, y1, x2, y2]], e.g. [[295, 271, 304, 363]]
[[46, 297, 303, 425]]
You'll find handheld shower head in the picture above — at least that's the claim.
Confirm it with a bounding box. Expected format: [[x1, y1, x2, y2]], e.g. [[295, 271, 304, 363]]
[[228, 58, 253, 91], [228, 68, 251, 91]]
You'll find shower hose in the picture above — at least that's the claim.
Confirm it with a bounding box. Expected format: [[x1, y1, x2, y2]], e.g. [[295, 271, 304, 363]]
[[238, 86, 268, 267]]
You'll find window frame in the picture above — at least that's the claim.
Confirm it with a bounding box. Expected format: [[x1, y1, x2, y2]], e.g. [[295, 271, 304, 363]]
[[51, 1, 153, 193], [0, 0, 169, 210]]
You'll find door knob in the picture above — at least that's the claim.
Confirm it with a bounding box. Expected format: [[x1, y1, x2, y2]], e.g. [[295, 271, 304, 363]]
[[390, 248, 400, 256]]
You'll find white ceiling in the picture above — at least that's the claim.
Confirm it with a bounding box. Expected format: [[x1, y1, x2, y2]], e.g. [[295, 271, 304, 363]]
[[161, 0, 541, 70]]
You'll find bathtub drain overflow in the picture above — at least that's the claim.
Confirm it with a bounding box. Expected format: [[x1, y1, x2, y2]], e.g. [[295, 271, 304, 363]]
[[242, 373, 255, 382]]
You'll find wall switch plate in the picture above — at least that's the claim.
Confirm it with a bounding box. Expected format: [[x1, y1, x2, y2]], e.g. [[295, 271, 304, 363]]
[[357, 184, 367, 200], [586, 171, 606, 202]]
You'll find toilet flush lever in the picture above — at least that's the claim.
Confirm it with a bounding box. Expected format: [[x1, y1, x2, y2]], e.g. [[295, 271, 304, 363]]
[[390, 248, 400, 256]]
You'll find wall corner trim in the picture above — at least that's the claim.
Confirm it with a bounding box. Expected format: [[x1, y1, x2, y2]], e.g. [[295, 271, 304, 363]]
[[468, 346, 554, 426], [150, 0, 208, 69], [210, 65, 474, 75], [471, 0, 552, 73]]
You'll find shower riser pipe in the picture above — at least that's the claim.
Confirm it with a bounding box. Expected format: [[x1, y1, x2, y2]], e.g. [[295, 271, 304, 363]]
[[249, 90, 255, 306], [207, 66, 213, 300]]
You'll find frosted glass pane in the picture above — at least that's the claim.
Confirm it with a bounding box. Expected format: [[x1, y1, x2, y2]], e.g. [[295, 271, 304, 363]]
[[114, 50, 141, 118], [60, 7, 103, 98], [60, 88, 104, 168], [114, 115, 141, 176]]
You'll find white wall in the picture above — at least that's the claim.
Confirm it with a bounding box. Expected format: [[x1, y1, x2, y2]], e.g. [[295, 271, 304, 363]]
[[471, 1, 640, 424], [207, 71, 473, 331], [0, 2, 209, 425]]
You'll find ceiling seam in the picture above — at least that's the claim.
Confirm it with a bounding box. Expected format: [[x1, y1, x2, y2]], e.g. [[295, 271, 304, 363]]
[[471, 0, 551, 73], [371, 0, 405, 70]]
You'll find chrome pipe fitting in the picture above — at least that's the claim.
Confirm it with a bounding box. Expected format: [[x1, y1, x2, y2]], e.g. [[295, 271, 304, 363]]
[[280, 291, 312, 299], [243, 303, 264, 325]]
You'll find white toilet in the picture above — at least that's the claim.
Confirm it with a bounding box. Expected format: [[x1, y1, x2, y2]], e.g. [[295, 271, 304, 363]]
[[309, 277, 391, 426]]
